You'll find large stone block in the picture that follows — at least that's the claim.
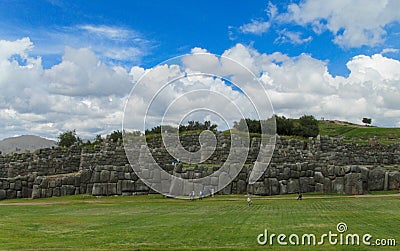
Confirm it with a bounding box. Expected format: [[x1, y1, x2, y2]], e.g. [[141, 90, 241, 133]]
[[62, 176, 75, 186], [388, 171, 400, 190], [265, 166, 277, 178], [117, 180, 122, 195], [0, 189, 6, 200], [109, 171, 118, 183], [6, 189, 17, 199], [15, 180, 22, 190], [100, 170, 110, 183], [287, 179, 299, 194], [220, 184, 232, 195], [21, 187, 32, 198], [268, 178, 280, 195], [368, 168, 385, 190], [236, 180, 247, 194], [315, 183, 323, 193], [107, 183, 117, 195], [79, 184, 87, 194], [53, 187, 60, 197], [80, 170, 92, 183], [279, 180, 287, 194], [314, 171, 324, 184], [345, 173, 363, 194], [254, 181, 267, 195], [61, 185, 76, 196], [49, 180, 56, 188], [92, 183, 102, 196], [32, 185, 41, 199], [334, 166, 345, 177], [121, 180, 135, 192], [282, 167, 291, 179], [323, 177, 332, 193], [332, 177, 344, 194], [299, 177, 312, 193], [74, 176, 81, 187], [44, 188, 53, 198]]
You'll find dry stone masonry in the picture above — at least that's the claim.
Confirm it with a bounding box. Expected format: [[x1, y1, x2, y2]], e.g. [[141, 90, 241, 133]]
[[0, 134, 399, 200]]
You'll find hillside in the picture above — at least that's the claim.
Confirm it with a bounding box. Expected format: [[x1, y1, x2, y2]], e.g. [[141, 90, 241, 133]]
[[0, 135, 57, 154], [318, 120, 400, 144]]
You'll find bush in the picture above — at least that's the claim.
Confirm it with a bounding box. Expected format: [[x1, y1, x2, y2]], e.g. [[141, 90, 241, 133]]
[[275, 115, 294, 135], [58, 130, 81, 147], [145, 121, 218, 135], [293, 115, 319, 137], [108, 130, 123, 143]]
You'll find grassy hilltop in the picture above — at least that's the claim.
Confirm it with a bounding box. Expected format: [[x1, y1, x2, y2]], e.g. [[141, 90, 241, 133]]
[[318, 120, 400, 144]]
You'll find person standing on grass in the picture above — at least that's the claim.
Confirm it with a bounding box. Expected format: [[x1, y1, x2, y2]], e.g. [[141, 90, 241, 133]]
[[297, 192, 302, 200], [247, 195, 252, 207], [199, 190, 203, 200]]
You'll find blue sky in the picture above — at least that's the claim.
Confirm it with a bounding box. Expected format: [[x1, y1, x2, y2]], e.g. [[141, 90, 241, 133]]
[[0, 0, 400, 139], [2, 0, 398, 74]]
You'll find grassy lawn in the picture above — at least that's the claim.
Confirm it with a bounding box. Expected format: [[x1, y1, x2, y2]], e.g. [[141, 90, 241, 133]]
[[0, 194, 399, 250]]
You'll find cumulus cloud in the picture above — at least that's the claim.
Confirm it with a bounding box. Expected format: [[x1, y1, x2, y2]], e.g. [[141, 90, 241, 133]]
[[146, 43, 400, 128], [235, 2, 277, 36], [45, 47, 132, 97], [380, 48, 399, 55], [0, 37, 144, 139], [239, 20, 270, 35], [274, 29, 312, 45], [0, 37, 34, 61], [279, 0, 400, 47], [1, 38, 400, 140]]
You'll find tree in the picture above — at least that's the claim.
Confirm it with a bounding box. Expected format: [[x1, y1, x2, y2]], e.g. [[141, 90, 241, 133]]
[[58, 130, 80, 147], [94, 134, 103, 144], [293, 115, 319, 137], [108, 130, 123, 143], [233, 118, 261, 133], [362, 118, 372, 126], [145, 121, 218, 135], [275, 115, 294, 135]]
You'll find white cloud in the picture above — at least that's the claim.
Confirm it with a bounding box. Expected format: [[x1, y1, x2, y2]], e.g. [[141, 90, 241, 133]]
[[45, 47, 132, 97], [219, 44, 400, 127], [381, 48, 399, 55], [1, 38, 400, 140], [265, 2, 278, 20], [275, 29, 312, 45], [0, 38, 142, 140], [233, 2, 277, 37], [8, 24, 153, 66], [78, 25, 136, 41], [280, 0, 400, 47], [239, 20, 270, 35], [0, 37, 34, 61]]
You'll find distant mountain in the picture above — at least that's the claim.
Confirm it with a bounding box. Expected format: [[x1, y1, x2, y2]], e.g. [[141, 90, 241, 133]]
[[0, 135, 57, 154]]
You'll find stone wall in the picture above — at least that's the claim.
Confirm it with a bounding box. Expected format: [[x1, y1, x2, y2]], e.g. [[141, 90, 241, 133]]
[[0, 145, 81, 178], [0, 134, 399, 200], [27, 164, 400, 199]]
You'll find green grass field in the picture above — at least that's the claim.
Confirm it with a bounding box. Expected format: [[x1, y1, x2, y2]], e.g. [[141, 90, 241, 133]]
[[0, 193, 399, 250]]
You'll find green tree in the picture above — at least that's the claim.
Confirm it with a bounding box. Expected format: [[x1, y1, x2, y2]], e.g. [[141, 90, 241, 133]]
[[58, 130, 80, 147], [362, 117, 372, 126], [94, 134, 103, 144], [233, 118, 261, 133], [293, 115, 319, 137], [108, 130, 123, 143], [275, 115, 294, 135]]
